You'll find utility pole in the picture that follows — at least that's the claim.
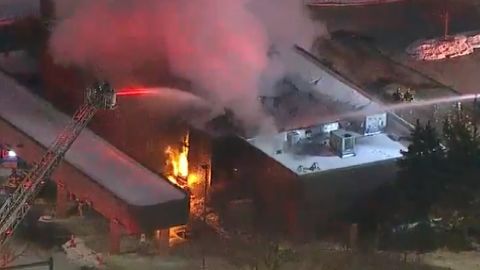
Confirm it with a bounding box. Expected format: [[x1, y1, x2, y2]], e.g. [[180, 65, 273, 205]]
[[443, 10, 450, 39], [201, 164, 209, 223], [200, 164, 209, 270]]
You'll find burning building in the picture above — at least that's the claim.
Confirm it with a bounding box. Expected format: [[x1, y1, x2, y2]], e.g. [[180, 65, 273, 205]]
[[163, 131, 212, 219], [202, 46, 412, 237], [0, 71, 189, 253], [0, 0, 416, 244], [34, 40, 412, 240]]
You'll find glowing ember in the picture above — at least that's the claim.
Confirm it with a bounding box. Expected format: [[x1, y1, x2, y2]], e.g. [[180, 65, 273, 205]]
[[187, 173, 201, 187], [167, 175, 181, 187]]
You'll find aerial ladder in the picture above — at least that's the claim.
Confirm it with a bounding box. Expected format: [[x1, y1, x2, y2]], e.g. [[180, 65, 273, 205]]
[[0, 81, 117, 247]]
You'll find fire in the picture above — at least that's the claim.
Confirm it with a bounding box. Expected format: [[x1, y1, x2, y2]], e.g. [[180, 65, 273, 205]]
[[163, 133, 221, 238], [165, 133, 197, 189], [165, 146, 179, 177], [187, 173, 201, 187], [165, 146, 186, 188], [178, 150, 188, 178], [167, 175, 181, 187]]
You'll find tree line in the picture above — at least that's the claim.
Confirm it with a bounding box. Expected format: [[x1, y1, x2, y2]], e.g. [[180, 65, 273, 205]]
[[346, 106, 480, 251]]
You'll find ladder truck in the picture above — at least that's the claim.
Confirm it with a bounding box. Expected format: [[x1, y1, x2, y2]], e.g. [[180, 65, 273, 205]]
[[0, 81, 117, 247]]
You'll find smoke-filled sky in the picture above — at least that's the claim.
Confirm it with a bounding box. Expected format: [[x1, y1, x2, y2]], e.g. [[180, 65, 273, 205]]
[[49, 0, 325, 132]]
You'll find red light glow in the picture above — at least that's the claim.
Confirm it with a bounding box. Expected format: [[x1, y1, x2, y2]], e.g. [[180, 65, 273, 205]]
[[117, 88, 157, 97]]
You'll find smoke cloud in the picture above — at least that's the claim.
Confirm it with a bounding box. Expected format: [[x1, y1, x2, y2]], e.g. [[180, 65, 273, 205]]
[[49, 0, 325, 133]]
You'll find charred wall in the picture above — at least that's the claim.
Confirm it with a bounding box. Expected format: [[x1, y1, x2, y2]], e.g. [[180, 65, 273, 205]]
[[211, 135, 303, 237], [188, 128, 212, 198], [188, 129, 212, 176]]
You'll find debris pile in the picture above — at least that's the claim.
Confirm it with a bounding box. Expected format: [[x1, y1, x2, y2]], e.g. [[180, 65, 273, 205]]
[[407, 34, 480, 61], [62, 236, 105, 269]]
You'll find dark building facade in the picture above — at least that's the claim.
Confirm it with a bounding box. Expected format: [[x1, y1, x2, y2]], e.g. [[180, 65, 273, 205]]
[[206, 133, 401, 238], [210, 135, 303, 237]]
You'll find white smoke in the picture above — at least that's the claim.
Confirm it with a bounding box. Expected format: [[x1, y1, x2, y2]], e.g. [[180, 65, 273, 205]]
[[49, 0, 325, 133]]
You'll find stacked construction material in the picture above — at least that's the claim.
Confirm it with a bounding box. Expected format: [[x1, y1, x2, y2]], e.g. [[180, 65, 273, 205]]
[[407, 34, 480, 61]]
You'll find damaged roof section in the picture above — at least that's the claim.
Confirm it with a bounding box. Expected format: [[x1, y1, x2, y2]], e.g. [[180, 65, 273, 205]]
[[261, 46, 381, 132], [247, 46, 408, 176]]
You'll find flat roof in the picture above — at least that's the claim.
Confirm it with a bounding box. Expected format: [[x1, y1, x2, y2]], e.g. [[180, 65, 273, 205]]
[[0, 72, 186, 206], [249, 47, 407, 175], [249, 132, 405, 175]]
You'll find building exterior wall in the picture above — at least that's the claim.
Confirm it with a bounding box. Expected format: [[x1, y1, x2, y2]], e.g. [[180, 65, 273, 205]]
[[210, 132, 400, 237], [211, 135, 302, 236], [300, 159, 399, 232], [0, 117, 188, 233], [188, 128, 212, 198]]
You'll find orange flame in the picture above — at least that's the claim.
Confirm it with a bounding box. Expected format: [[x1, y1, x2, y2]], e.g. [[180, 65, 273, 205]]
[[164, 133, 213, 230], [165, 133, 192, 189], [187, 173, 200, 187]]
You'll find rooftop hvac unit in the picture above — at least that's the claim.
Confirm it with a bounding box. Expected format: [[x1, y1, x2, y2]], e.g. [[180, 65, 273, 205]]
[[286, 131, 301, 150], [364, 113, 387, 135], [322, 122, 339, 133], [329, 129, 356, 158]]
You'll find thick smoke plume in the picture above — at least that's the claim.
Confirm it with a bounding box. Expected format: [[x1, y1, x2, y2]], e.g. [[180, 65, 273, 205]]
[[49, 0, 324, 132]]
